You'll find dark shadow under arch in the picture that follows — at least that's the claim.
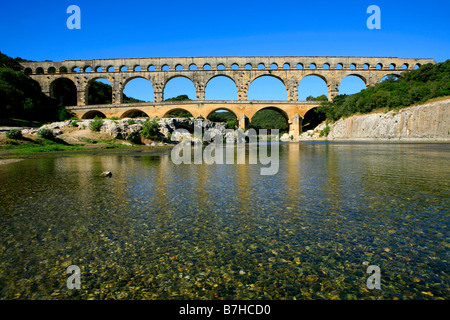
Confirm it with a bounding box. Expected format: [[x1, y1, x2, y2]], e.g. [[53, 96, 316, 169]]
[[250, 106, 289, 133], [120, 109, 149, 118], [50, 77, 77, 106], [81, 110, 107, 119]]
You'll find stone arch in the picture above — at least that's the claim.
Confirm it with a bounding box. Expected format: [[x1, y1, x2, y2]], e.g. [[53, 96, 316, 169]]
[[120, 109, 150, 118], [50, 77, 77, 106], [298, 74, 329, 101], [189, 63, 197, 70], [205, 107, 239, 119], [249, 106, 290, 133], [339, 74, 367, 95], [163, 75, 196, 101], [379, 73, 402, 83], [86, 77, 113, 105], [302, 106, 324, 132], [248, 75, 287, 100], [48, 67, 56, 74], [36, 67, 44, 74], [123, 76, 154, 102], [163, 108, 195, 118], [205, 75, 238, 100], [81, 110, 107, 119], [24, 67, 32, 75]]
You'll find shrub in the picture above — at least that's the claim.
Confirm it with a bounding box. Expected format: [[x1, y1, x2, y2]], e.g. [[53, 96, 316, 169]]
[[141, 118, 160, 140], [5, 129, 23, 140], [110, 116, 119, 120], [127, 119, 135, 125], [127, 131, 142, 144], [319, 124, 330, 137], [37, 128, 55, 140], [89, 116, 104, 132]]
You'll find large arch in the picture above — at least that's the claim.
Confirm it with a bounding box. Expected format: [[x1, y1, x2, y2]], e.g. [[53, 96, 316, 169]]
[[163, 76, 196, 101], [123, 77, 154, 103], [163, 108, 194, 118], [205, 75, 238, 100], [81, 110, 107, 119], [339, 75, 367, 95], [247, 75, 288, 100], [50, 77, 77, 106], [250, 106, 289, 133], [120, 109, 150, 118], [86, 77, 112, 105], [298, 74, 328, 101], [206, 108, 238, 129]]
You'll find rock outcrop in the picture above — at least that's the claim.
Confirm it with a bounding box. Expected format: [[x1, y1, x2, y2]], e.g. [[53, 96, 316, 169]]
[[300, 98, 450, 141]]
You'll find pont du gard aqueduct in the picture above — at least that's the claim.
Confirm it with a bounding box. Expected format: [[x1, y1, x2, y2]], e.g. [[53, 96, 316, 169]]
[[20, 56, 435, 137]]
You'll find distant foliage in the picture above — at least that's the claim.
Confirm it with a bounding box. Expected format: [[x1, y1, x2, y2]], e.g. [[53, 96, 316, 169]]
[[89, 116, 104, 132], [317, 60, 450, 121]]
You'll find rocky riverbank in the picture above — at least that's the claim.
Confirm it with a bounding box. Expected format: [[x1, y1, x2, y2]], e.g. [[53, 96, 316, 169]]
[[300, 97, 450, 141]]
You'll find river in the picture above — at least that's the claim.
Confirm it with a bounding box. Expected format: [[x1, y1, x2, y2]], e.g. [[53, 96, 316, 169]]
[[0, 142, 448, 299]]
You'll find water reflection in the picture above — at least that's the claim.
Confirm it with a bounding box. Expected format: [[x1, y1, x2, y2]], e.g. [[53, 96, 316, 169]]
[[0, 143, 448, 299]]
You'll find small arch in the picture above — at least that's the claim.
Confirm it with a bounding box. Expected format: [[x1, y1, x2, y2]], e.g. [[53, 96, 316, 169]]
[[72, 66, 80, 73], [84, 66, 92, 73], [231, 63, 239, 70], [48, 67, 56, 74], [203, 63, 211, 70], [283, 63, 290, 69], [134, 65, 142, 72], [257, 63, 265, 70], [217, 63, 225, 70], [349, 63, 356, 70], [148, 65, 156, 71], [363, 63, 370, 70], [189, 64, 197, 70], [376, 63, 383, 70], [414, 63, 421, 70], [24, 67, 32, 75], [401, 63, 409, 70], [270, 63, 278, 70], [162, 64, 169, 71], [81, 110, 107, 119], [245, 63, 252, 70], [59, 66, 68, 73], [309, 63, 316, 70], [107, 66, 115, 72], [296, 63, 303, 69], [95, 66, 103, 72], [120, 65, 128, 72], [323, 63, 330, 70], [121, 109, 150, 118], [175, 64, 183, 71], [336, 63, 343, 70], [36, 67, 44, 74], [389, 63, 396, 70]]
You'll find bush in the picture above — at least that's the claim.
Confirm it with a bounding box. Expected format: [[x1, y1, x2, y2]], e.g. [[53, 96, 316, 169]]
[[127, 119, 135, 125], [127, 131, 142, 144], [89, 116, 104, 132], [37, 128, 55, 140], [6, 129, 23, 140], [141, 118, 160, 140]]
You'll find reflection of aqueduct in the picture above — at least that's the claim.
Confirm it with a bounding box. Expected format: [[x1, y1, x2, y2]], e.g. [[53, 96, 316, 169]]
[[20, 56, 435, 137]]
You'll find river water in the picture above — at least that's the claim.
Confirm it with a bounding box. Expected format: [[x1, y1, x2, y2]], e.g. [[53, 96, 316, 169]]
[[0, 142, 448, 299]]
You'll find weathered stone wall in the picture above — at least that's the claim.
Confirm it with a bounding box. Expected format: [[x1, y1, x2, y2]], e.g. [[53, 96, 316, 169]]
[[325, 98, 450, 140]]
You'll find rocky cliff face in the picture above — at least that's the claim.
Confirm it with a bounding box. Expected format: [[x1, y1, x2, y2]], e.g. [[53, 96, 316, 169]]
[[306, 98, 450, 141]]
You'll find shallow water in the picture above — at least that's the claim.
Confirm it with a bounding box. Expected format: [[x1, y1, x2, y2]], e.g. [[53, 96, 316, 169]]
[[0, 142, 448, 299]]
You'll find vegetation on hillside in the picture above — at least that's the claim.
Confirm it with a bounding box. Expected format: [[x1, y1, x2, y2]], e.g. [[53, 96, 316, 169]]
[[316, 60, 450, 121]]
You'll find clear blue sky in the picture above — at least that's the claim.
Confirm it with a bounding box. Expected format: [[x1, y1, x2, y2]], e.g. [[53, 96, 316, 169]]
[[1, 0, 449, 102]]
